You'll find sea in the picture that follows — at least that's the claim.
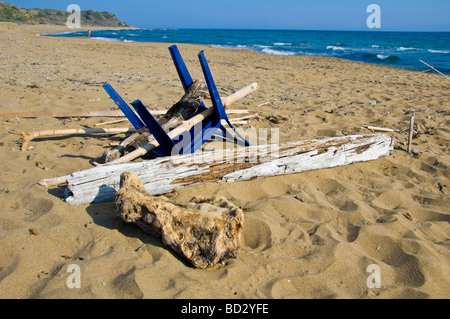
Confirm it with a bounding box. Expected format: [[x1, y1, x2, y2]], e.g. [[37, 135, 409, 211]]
[[42, 29, 450, 75]]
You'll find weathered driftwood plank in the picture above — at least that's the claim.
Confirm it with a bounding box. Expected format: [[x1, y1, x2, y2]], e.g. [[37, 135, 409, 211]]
[[63, 134, 394, 205]]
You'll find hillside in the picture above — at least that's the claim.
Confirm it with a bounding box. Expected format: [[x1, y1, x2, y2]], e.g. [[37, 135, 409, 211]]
[[0, 2, 132, 27]]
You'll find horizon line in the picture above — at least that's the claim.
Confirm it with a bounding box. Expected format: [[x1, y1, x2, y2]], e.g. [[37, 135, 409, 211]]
[[124, 26, 450, 33]]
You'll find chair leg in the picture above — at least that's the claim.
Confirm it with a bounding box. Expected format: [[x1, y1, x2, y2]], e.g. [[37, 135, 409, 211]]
[[103, 83, 145, 130]]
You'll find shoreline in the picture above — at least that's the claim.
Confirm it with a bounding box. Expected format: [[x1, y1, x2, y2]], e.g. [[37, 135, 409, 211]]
[[0, 22, 449, 299], [31, 23, 450, 76]]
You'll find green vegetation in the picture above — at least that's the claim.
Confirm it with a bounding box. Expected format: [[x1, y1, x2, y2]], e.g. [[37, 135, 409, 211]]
[[0, 2, 34, 23], [0, 1, 132, 27]]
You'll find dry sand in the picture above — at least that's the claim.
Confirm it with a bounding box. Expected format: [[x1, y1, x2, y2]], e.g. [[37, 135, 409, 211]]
[[0, 22, 449, 299]]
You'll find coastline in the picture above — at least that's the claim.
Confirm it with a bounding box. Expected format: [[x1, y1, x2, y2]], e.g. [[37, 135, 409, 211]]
[[37, 26, 450, 76], [0, 22, 449, 299]]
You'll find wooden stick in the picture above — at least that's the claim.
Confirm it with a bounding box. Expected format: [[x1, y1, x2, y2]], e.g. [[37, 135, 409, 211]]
[[222, 83, 258, 107], [419, 59, 450, 80], [94, 119, 128, 126], [38, 175, 70, 188], [1, 110, 126, 119], [0, 109, 250, 119], [408, 112, 415, 154], [21, 127, 136, 151], [257, 100, 276, 107], [362, 125, 394, 132]]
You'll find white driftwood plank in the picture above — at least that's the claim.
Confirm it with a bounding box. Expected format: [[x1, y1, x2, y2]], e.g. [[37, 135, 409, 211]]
[[64, 134, 393, 205]]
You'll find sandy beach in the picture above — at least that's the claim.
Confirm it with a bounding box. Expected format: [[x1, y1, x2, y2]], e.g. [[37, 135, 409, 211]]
[[0, 22, 449, 299]]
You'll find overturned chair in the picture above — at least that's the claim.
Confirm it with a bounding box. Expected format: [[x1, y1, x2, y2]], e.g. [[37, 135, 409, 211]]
[[102, 45, 256, 162]]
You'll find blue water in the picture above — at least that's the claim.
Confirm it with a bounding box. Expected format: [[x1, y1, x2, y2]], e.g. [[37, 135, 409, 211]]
[[43, 29, 450, 74]]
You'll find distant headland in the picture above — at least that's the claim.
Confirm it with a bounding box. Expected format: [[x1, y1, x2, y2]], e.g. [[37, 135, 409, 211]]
[[0, 2, 132, 28]]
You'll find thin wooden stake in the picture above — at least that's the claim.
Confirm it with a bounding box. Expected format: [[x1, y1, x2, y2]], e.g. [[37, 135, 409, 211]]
[[419, 59, 450, 80], [408, 112, 415, 154], [362, 125, 394, 133]]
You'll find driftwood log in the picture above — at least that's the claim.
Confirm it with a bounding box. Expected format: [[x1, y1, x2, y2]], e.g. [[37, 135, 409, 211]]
[[114, 172, 244, 268], [54, 134, 394, 205]]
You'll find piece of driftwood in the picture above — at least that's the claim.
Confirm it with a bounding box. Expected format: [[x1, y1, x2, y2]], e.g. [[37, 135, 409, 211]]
[[94, 119, 128, 126], [97, 82, 259, 166], [115, 172, 244, 268], [0, 110, 127, 119], [52, 134, 393, 205], [419, 59, 450, 80], [362, 125, 395, 132], [21, 127, 137, 151], [408, 112, 415, 154], [0, 109, 250, 119]]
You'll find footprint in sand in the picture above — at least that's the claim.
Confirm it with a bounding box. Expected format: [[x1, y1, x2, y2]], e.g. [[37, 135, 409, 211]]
[[358, 231, 426, 288], [111, 267, 144, 299], [346, 225, 361, 243], [22, 195, 54, 222], [340, 200, 359, 212], [242, 217, 272, 250]]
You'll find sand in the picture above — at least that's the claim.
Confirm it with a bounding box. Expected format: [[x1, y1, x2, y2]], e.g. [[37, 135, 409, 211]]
[[0, 22, 449, 299]]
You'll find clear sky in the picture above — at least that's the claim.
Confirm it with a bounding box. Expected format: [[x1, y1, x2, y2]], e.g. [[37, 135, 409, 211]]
[[3, 0, 450, 31]]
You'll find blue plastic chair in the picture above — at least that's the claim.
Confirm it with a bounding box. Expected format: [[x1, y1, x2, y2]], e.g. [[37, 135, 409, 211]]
[[103, 45, 250, 157]]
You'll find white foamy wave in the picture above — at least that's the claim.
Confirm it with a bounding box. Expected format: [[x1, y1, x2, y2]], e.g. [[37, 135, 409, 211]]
[[371, 45, 380, 48], [326, 45, 346, 51], [38, 31, 78, 36], [273, 42, 292, 46], [210, 44, 248, 50], [428, 49, 450, 54], [397, 47, 418, 51], [376, 54, 390, 60], [261, 48, 295, 56], [91, 37, 134, 43]]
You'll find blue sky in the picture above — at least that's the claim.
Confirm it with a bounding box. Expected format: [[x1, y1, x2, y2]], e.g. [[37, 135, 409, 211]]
[[4, 0, 450, 31]]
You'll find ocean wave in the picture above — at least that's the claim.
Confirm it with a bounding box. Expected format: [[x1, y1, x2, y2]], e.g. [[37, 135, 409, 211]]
[[428, 49, 450, 54], [376, 54, 390, 60], [261, 48, 296, 56], [326, 45, 347, 51], [91, 37, 134, 43], [375, 54, 401, 62], [38, 31, 80, 36], [273, 42, 292, 46], [210, 44, 250, 50], [397, 46, 419, 51], [356, 52, 401, 63]]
